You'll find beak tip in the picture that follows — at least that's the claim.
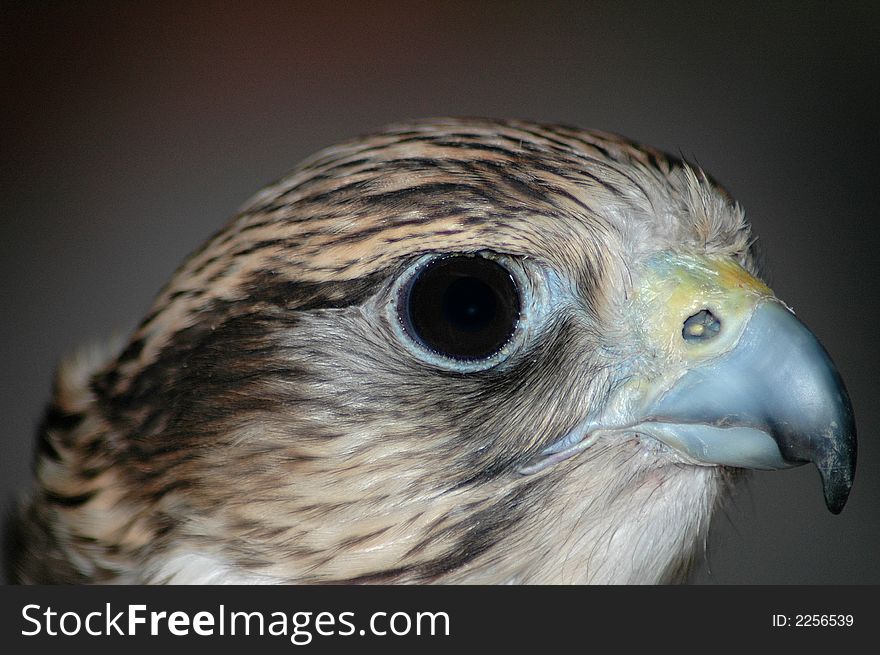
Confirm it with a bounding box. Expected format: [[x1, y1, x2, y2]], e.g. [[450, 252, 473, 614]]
[[825, 494, 848, 515], [818, 445, 857, 515], [825, 493, 847, 515]]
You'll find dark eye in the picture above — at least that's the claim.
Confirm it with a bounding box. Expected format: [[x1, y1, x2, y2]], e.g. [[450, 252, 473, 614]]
[[399, 255, 521, 361]]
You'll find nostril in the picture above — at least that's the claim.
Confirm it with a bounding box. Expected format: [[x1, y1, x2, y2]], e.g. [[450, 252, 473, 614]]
[[683, 309, 721, 342]]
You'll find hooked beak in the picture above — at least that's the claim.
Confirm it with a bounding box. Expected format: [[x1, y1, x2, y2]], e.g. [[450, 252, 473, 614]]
[[636, 299, 856, 513], [521, 253, 857, 514]]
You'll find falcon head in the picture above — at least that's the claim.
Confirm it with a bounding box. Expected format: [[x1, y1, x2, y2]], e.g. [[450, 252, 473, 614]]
[[11, 118, 856, 584]]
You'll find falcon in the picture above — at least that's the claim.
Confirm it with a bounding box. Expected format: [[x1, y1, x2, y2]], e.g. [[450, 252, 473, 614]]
[[10, 118, 856, 584]]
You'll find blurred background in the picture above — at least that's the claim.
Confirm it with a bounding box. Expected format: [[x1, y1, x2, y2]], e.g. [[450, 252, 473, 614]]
[[2, 1, 878, 584]]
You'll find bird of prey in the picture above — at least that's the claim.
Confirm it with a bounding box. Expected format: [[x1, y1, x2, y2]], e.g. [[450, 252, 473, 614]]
[[10, 118, 856, 584]]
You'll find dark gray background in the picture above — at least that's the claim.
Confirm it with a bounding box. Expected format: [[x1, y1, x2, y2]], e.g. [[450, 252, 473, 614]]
[[2, 1, 878, 584]]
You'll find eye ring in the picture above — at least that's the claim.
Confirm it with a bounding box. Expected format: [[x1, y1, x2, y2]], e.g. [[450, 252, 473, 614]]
[[391, 253, 524, 370]]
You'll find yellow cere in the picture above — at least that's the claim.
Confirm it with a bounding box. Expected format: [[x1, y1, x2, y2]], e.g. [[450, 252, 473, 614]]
[[630, 252, 775, 366]]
